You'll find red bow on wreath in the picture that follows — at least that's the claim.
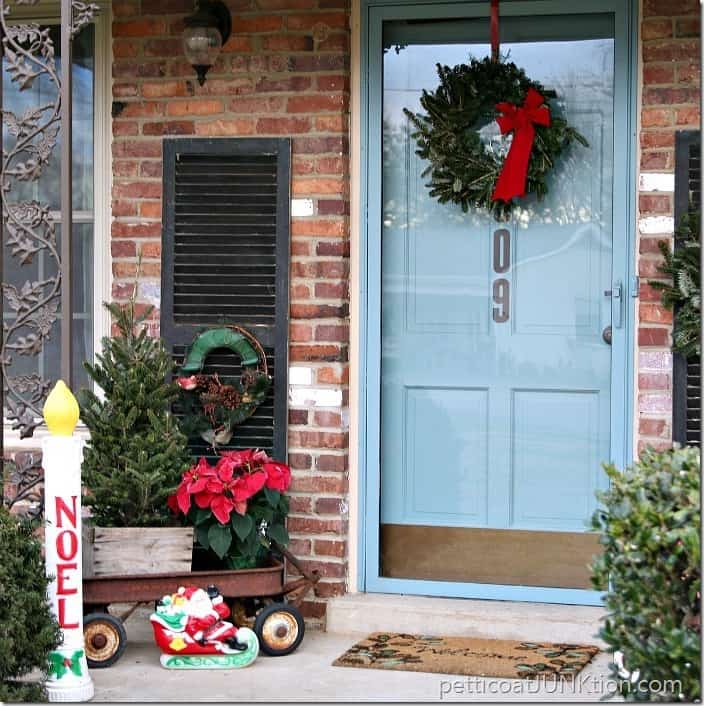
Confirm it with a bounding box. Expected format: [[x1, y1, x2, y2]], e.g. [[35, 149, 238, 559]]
[[491, 88, 550, 203]]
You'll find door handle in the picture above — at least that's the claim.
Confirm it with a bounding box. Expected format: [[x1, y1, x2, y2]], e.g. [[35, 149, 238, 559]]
[[604, 281, 623, 328]]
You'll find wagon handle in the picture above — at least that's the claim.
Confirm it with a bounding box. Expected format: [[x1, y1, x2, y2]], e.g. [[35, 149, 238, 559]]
[[270, 539, 321, 600]]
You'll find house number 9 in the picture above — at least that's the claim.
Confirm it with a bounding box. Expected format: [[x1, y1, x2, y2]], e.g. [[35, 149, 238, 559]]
[[492, 228, 510, 323]]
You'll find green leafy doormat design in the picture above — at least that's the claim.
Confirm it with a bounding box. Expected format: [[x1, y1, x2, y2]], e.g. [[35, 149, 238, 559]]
[[333, 633, 599, 680]]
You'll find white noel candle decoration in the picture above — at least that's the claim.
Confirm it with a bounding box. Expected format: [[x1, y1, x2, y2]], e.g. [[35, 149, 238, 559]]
[[43, 380, 94, 702]]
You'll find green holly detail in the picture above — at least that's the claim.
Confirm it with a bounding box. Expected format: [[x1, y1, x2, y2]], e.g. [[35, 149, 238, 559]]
[[47, 649, 84, 679]]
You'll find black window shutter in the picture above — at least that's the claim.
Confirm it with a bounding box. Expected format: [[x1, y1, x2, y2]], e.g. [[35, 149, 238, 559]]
[[161, 138, 290, 460], [672, 130, 700, 446]]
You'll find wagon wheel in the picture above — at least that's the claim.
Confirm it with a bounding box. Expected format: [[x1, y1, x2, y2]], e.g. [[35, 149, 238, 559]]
[[84, 613, 127, 668], [254, 602, 305, 656]]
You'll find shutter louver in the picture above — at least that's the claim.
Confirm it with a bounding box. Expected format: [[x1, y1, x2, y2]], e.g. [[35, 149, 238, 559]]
[[161, 138, 290, 461], [673, 130, 700, 447]]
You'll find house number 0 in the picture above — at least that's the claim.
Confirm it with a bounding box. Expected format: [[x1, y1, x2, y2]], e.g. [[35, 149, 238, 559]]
[[492, 228, 510, 323]]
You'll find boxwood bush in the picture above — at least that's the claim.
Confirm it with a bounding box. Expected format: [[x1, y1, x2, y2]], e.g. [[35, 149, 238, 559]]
[[0, 507, 61, 702], [591, 447, 701, 702]]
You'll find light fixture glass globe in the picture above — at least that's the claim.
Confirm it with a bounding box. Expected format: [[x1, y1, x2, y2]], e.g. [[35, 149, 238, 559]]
[[182, 24, 222, 70]]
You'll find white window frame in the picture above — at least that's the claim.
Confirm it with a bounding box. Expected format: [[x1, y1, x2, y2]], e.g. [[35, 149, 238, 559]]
[[3, 2, 112, 447]]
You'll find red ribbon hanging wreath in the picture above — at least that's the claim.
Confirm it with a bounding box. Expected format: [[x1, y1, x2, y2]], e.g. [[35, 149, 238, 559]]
[[491, 87, 551, 203]]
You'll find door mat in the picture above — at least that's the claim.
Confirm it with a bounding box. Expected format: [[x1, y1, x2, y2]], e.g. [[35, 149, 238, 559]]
[[332, 633, 599, 680]]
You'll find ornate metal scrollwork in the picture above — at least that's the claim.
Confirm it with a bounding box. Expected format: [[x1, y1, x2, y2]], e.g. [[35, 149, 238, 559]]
[[0, 0, 97, 438], [2, 450, 43, 519]]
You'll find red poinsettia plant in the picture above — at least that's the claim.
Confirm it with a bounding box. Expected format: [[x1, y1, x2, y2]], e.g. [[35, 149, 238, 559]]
[[168, 449, 291, 569]]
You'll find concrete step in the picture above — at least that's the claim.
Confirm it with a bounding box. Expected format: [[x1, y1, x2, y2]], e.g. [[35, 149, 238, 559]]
[[326, 593, 607, 646]]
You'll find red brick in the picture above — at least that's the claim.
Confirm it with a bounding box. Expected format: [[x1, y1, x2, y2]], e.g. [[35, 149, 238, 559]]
[[139, 201, 162, 219], [142, 81, 192, 99], [111, 240, 137, 257], [315, 281, 348, 300], [113, 140, 162, 159], [677, 62, 701, 84], [140, 0, 192, 12], [315, 115, 347, 133], [290, 344, 345, 362], [291, 260, 349, 279], [289, 409, 309, 425], [114, 181, 162, 200], [316, 454, 347, 472], [194, 119, 256, 136], [293, 136, 347, 154], [258, 0, 316, 8], [290, 559, 345, 579], [287, 517, 347, 535], [140, 161, 163, 178], [112, 0, 140, 17], [314, 411, 342, 427], [639, 193, 672, 212], [120, 101, 165, 118], [113, 120, 139, 137], [290, 475, 347, 494], [288, 453, 312, 470], [637, 439, 673, 454], [316, 366, 347, 385], [638, 327, 670, 346], [644, 0, 698, 15], [641, 18, 673, 39], [166, 99, 224, 117], [314, 497, 343, 515], [290, 55, 348, 72], [256, 76, 312, 93], [291, 303, 348, 319], [114, 83, 139, 98], [639, 237, 667, 255], [316, 240, 349, 257], [641, 108, 672, 128], [287, 538, 312, 556], [291, 240, 312, 257], [639, 418, 668, 437], [315, 324, 348, 342], [263, 34, 314, 52], [112, 199, 138, 217], [112, 222, 162, 239], [642, 64, 675, 85], [676, 106, 700, 126], [639, 282, 665, 302], [288, 431, 348, 449], [638, 372, 671, 390], [293, 177, 345, 195], [256, 117, 312, 134], [286, 12, 347, 30], [112, 282, 136, 299], [639, 303, 673, 325], [640, 131, 674, 150], [312, 581, 346, 598], [289, 496, 312, 514], [113, 261, 161, 278], [290, 322, 313, 342], [642, 39, 700, 63], [113, 19, 167, 37], [203, 78, 257, 95], [313, 539, 345, 558], [113, 160, 140, 178], [287, 94, 347, 113], [640, 151, 672, 170], [317, 32, 349, 51], [638, 257, 666, 278], [228, 96, 286, 113], [113, 39, 141, 58], [644, 86, 699, 105], [291, 219, 346, 237], [675, 17, 700, 37], [142, 120, 195, 136], [221, 35, 254, 53], [230, 15, 283, 32]]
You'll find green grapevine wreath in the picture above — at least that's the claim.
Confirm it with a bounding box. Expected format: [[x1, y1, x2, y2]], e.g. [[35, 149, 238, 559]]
[[404, 57, 588, 221]]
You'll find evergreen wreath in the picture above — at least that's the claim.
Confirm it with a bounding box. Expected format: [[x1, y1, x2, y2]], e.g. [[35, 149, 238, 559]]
[[404, 56, 589, 220]]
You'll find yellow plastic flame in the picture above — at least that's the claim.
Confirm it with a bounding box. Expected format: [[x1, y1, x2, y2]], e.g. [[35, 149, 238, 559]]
[[43, 380, 80, 436]]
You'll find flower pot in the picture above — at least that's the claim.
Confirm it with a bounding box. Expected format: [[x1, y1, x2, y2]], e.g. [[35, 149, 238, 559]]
[[82, 526, 194, 577]]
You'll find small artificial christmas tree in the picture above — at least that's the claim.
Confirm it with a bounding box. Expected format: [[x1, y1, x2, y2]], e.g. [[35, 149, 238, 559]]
[[79, 295, 192, 527], [0, 507, 61, 701]]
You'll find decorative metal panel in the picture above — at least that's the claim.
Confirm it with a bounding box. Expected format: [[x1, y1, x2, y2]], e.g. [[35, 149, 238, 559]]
[[0, 0, 97, 438], [161, 138, 290, 461]]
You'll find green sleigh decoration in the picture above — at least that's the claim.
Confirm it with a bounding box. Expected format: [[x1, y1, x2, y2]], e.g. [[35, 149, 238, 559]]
[[177, 327, 272, 448]]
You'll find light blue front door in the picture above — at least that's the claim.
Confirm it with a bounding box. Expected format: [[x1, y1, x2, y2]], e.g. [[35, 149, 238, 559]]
[[362, 1, 637, 604]]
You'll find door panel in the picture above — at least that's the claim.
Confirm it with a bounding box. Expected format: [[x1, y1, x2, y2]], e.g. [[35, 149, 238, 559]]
[[378, 15, 617, 589]]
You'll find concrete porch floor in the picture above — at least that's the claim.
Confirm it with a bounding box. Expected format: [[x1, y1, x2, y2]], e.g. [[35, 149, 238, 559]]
[[90, 598, 619, 702]]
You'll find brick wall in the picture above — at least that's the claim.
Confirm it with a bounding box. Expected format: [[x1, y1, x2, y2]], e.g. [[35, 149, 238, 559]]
[[637, 0, 700, 454], [110, 0, 351, 624]]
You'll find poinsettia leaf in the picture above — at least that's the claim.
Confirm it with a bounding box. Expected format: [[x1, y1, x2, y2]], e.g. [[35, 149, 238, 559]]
[[264, 487, 280, 506], [208, 524, 232, 559], [196, 524, 210, 550], [192, 507, 211, 525], [231, 512, 254, 542], [267, 523, 289, 547]]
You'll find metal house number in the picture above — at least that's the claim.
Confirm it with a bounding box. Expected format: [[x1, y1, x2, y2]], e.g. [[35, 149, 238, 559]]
[[492, 228, 510, 323]]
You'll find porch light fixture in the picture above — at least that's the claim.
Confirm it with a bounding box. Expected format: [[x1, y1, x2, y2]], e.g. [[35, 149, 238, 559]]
[[183, 0, 232, 86]]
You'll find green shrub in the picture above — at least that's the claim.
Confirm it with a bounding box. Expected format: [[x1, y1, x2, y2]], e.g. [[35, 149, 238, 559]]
[[0, 507, 61, 701], [591, 447, 701, 701]]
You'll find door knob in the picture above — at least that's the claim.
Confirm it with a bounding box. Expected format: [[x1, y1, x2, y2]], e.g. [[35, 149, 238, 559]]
[[602, 325, 612, 345]]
